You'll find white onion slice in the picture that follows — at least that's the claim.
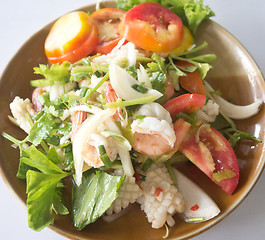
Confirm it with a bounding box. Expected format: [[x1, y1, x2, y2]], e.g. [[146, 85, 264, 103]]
[[73, 108, 116, 186], [69, 104, 102, 115], [106, 120, 134, 176], [109, 63, 162, 100], [137, 64, 152, 88], [205, 81, 262, 119], [111, 37, 126, 53], [173, 169, 220, 222]]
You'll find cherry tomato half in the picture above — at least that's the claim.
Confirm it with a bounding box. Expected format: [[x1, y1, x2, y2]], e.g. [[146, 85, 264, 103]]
[[163, 94, 206, 118], [45, 11, 99, 64], [90, 8, 126, 54], [118, 2, 183, 52], [179, 126, 239, 195], [176, 61, 206, 95]]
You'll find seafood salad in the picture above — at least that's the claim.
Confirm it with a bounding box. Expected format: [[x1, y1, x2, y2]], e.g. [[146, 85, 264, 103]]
[[2, 0, 262, 236]]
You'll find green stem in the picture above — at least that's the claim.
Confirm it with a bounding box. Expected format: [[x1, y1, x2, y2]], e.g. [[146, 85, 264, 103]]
[[81, 72, 109, 102], [106, 95, 156, 108]]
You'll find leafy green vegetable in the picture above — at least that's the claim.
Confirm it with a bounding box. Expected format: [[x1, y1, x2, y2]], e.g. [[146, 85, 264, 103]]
[[27, 111, 61, 146], [211, 114, 262, 147], [26, 170, 69, 231], [19, 145, 71, 231], [161, 0, 214, 35], [31, 62, 70, 87], [72, 170, 125, 230], [21, 145, 63, 174]]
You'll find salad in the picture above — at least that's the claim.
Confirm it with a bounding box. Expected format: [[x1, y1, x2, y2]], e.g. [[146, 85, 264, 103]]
[[2, 0, 262, 237]]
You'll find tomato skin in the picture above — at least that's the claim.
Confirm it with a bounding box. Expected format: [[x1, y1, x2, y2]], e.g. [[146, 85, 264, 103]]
[[173, 118, 191, 150], [118, 2, 183, 52], [176, 61, 206, 95], [90, 8, 126, 54], [163, 94, 206, 118], [180, 127, 239, 195], [169, 26, 194, 54], [45, 11, 99, 64]]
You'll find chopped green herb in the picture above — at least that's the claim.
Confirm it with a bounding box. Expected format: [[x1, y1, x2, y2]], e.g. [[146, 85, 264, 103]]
[[132, 84, 148, 93], [141, 158, 154, 171], [98, 145, 113, 168]]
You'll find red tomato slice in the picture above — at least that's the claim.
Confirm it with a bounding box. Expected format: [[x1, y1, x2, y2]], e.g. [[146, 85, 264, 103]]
[[176, 61, 206, 95], [90, 8, 126, 54], [118, 2, 183, 52], [173, 118, 191, 150], [45, 11, 99, 64], [180, 126, 239, 195], [163, 94, 206, 118]]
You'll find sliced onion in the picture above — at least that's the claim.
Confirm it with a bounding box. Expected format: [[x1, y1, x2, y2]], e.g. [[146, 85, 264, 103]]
[[101, 130, 132, 151], [137, 64, 152, 88], [111, 37, 126, 53], [69, 104, 102, 115], [173, 169, 220, 222], [73, 108, 116, 186], [205, 81, 262, 119], [106, 120, 134, 176], [109, 63, 162, 100]]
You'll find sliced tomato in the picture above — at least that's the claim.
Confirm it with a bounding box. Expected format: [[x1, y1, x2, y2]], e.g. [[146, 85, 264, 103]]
[[163, 94, 206, 118], [169, 26, 194, 54], [118, 2, 183, 52], [173, 118, 191, 150], [165, 75, 175, 101], [176, 61, 206, 95], [45, 11, 99, 64], [179, 126, 239, 195], [90, 8, 126, 54]]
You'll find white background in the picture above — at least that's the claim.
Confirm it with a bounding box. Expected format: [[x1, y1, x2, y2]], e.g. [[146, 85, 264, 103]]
[[0, 0, 265, 239]]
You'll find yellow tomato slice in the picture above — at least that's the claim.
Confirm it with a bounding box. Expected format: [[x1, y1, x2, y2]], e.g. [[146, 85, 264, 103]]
[[45, 11, 99, 64]]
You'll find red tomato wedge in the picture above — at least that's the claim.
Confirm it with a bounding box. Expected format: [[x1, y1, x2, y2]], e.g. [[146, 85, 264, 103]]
[[179, 126, 239, 195], [45, 11, 99, 64], [163, 94, 206, 118], [118, 2, 183, 52], [176, 61, 206, 95], [173, 118, 191, 150], [90, 8, 126, 54]]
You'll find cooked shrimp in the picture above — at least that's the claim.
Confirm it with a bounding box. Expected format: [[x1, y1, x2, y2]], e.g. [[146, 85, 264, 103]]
[[131, 103, 176, 156], [71, 109, 87, 142], [104, 83, 123, 120], [71, 108, 118, 185], [82, 133, 118, 168]]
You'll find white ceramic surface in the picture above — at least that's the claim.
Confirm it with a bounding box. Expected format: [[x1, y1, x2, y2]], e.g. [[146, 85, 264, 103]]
[[0, 0, 265, 239]]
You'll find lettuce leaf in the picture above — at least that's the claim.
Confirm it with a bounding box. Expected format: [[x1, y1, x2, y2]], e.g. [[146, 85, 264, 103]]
[[72, 170, 125, 230]]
